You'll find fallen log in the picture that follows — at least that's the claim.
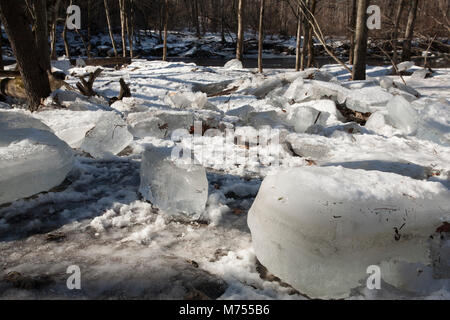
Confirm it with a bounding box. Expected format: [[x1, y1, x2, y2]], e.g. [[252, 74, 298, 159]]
[[0, 72, 68, 101], [69, 57, 132, 67], [0, 70, 21, 77]]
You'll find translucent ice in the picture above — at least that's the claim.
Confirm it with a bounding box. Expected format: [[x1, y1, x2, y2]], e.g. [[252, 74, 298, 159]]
[[0, 111, 74, 205], [416, 102, 450, 146], [386, 96, 419, 135], [165, 91, 216, 110], [127, 110, 194, 139], [286, 107, 329, 133], [345, 86, 393, 113], [248, 166, 450, 299], [224, 59, 244, 70], [139, 146, 208, 216], [80, 111, 133, 158]]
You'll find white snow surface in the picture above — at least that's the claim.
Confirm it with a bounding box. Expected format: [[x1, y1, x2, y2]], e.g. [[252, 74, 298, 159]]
[[0, 60, 449, 300]]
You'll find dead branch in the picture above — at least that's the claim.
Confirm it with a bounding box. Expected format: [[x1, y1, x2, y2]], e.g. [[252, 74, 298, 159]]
[[76, 68, 103, 97]]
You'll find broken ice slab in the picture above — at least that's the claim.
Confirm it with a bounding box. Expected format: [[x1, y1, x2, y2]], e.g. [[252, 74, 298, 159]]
[[285, 133, 330, 160], [411, 69, 432, 79], [0, 111, 74, 205], [386, 96, 419, 135], [246, 110, 287, 129], [165, 91, 218, 111], [416, 102, 450, 146], [192, 80, 233, 96], [224, 59, 244, 70], [248, 76, 288, 99], [110, 97, 150, 115], [365, 111, 397, 136], [288, 80, 350, 105], [1, 110, 53, 133], [248, 166, 450, 299], [139, 146, 208, 216], [225, 105, 255, 121], [127, 109, 194, 139], [286, 106, 330, 133], [284, 77, 305, 101], [80, 111, 133, 158], [344, 86, 394, 113], [323, 159, 432, 180], [396, 61, 415, 72]]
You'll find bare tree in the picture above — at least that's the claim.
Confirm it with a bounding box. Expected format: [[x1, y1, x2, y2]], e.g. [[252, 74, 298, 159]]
[[352, 0, 369, 80], [236, 0, 244, 61], [258, 0, 265, 73], [402, 0, 419, 61], [33, 0, 52, 73], [0, 0, 51, 111], [163, 0, 169, 61], [104, 0, 118, 57], [62, 0, 72, 59], [0, 20, 3, 71], [295, 4, 302, 71], [306, 0, 316, 68], [119, 0, 127, 57], [392, 0, 405, 65], [50, 0, 61, 60], [349, 0, 357, 64]]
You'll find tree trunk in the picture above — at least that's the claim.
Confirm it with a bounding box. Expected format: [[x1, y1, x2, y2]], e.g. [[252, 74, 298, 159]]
[[193, 0, 201, 38], [349, 0, 357, 64], [307, 0, 317, 68], [392, 0, 405, 65], [0, 0, 51, 111], [86, 0, 92, 58], [50, 0, 61, 60], [300, 0, 310, 71], [402, 0, 419, 61], [352, 0, 369, 80], [236, 0, 244, 61], [62, 0, 72, 59], [0, 21, 3, 71], [104, 0, 118, 57], [220, 0, 225, 44], [258, 0, 265, 73], [163, 0, 169, 61], [126, 0, 133, 58], [295, 5, 302, 71], [34, 0, 51, 73], [119, 0, 127, 57]]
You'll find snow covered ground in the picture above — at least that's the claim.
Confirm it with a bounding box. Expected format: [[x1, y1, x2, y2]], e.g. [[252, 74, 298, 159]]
[[0, 59, 449, 299]]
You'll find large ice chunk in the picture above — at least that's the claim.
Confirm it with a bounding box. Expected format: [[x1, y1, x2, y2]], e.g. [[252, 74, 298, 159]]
[[165, 91, 217, 111], [248, 166, 450, 299], [386, 96, 419, 135], [35, 110, 133, 157], [139, 146, 208, 216], [344, 86, 393, 113], [80, 111, 133, 158], [0, 111, 74, 205], [127, 110, 194, 139], [416, 102, 450, 146], [224, 59, 244, 70], [286, 106, 329, 133], [291, 80, 350, 104]]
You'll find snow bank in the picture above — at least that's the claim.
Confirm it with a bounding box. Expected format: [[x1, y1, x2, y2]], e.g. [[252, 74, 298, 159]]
[[248, 166, 450, 299], [139, 146, 208, 216], [0, 111, 74, 205]]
